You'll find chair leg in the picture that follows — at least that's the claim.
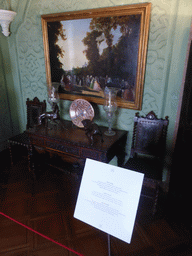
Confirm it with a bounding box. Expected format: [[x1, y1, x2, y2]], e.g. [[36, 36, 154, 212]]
[[152, 183, 159, 216], [142, 178, 160, 217]]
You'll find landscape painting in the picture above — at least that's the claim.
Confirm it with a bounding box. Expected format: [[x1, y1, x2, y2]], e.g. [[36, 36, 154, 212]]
[[41, 4, 151, 109]]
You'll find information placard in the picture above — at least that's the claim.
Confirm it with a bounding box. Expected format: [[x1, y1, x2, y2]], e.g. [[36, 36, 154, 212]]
[[74, 159, 144, 243]]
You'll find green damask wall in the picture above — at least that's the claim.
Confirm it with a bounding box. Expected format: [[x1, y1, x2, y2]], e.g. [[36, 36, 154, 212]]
[[0, 36, 13, 151], [0, 0, 192, 183]]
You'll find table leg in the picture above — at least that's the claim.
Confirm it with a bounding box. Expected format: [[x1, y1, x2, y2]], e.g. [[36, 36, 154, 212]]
[[8, 143, 13, 166], [117, 153, 126, 167], [116, 134, 127, 167], [28, 144, 36, 179]]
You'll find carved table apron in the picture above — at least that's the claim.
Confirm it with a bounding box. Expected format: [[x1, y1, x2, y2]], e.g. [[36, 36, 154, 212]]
[[26, 120, 128, 171]]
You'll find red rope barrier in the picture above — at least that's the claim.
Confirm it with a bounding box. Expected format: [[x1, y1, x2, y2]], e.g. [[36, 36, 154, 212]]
[[0, 212, 84, 256]]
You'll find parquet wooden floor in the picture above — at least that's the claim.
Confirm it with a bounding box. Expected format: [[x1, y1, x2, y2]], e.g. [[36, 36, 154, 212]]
[[0, 149, 191, 255]]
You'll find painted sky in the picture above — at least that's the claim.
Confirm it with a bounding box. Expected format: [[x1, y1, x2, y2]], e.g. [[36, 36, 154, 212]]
[[57, 18, 122, 71]]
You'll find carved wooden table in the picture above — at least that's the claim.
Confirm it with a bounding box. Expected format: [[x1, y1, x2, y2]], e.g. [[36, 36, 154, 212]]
[[26, 120, 128, 173]]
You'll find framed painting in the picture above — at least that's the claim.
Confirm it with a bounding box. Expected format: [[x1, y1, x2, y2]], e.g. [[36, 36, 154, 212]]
[[41, 3, 151, 109]]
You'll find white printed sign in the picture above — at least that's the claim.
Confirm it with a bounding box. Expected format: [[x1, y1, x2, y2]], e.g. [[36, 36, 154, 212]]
[[74, 158, 144, 243]]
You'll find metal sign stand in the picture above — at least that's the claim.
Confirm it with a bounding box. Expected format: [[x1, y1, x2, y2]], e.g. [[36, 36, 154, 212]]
[[108, 234, 111, 256]]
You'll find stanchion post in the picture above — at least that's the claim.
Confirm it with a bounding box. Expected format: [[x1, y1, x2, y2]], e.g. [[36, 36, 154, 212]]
[[108, 234, 111, 256]]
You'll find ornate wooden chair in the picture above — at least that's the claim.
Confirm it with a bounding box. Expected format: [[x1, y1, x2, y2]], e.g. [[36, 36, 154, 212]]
[[8, 97, 46, 166], [124, 111, 169, 217], [26, 97, 46, 129]]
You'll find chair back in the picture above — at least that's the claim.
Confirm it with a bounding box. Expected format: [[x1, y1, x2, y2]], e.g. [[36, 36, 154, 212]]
[[26, 97, 46, 129], [131, 111, 169, 159]]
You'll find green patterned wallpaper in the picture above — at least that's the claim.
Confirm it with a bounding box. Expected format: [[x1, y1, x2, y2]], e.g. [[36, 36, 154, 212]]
[[0, 0, 192, 183], [0, 37, 13, 151]]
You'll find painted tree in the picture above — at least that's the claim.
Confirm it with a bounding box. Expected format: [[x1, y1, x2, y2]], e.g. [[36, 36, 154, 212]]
[[48, 22, 66, 82], [83, 15, 141, 80], [82, 30, 103, 76]]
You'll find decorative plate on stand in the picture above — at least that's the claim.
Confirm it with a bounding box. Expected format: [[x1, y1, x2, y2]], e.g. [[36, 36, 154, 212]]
[[69, 99, 95, 128]]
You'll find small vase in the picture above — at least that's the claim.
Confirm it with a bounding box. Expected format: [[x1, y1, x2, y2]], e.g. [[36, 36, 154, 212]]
[[47, 82, 60, 107], [103, 87, 117, 136]]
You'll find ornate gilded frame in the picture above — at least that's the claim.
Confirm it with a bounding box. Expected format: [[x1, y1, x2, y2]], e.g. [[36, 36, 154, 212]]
[[41, 3, 151, 109]]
